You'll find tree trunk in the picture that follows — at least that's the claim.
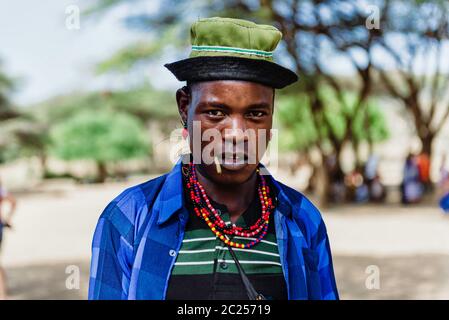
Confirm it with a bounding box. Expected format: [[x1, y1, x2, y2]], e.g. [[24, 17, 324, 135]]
[[420, 134, 433, 158], [419, 133, 434, 190], [39, 153, 48, 178], [96, 161, 108, 183], [315, 152, 345, 207], [315, 162, 331, 208]]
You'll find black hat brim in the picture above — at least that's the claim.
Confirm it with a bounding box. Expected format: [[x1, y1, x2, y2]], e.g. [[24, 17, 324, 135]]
[[164, 56, 298, 89]]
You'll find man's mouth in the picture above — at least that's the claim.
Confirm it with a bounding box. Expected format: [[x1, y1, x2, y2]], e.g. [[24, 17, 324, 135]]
[[221, 152, 247, 162], [218, 152, 249, 171]]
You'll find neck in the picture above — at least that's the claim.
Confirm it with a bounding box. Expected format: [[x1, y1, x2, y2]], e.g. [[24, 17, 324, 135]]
[[195, 167, 258, 221]]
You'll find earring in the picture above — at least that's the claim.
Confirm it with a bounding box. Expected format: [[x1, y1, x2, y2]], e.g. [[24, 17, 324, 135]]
[[182, 123, 188, 139]]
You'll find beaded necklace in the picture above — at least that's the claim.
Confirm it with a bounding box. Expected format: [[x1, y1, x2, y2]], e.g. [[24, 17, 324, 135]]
[[184, 162, 275, 249]]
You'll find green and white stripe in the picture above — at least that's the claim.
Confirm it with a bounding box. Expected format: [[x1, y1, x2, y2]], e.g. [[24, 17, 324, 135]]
[[191, 45, 273, 58], [179, 246, 280, 257], [171, 229, 283, 275], [175, 259, 282, 267]]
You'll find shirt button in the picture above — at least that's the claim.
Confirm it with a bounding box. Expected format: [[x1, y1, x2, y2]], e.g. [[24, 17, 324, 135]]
[[220, 261, 228, 270], [169, 250, 177, 257]]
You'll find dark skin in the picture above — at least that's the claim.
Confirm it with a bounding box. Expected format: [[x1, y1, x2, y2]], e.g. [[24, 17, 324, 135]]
[[176, 80, 274, 223]]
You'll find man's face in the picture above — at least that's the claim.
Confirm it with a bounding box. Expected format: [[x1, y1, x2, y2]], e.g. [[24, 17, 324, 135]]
[[177, 80, 274, 185]]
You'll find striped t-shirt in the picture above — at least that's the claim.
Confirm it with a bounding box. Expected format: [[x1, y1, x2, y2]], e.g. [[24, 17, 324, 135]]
[[166, 177, 287, 300]]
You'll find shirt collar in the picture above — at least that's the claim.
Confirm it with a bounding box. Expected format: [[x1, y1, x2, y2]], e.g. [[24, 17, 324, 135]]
[[156, 158, 294, 226], [260, 163, 296, 217]]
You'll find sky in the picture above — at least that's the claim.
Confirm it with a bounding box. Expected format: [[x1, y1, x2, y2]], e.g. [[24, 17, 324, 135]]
[[0, 0, 178, 106]]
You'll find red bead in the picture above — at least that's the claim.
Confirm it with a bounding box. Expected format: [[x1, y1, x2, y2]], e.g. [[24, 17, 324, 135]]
[[184, 163, 273, 249]]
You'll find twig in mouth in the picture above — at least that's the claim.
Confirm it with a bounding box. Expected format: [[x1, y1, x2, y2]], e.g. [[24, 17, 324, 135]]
[[214, 156, 222, 174]]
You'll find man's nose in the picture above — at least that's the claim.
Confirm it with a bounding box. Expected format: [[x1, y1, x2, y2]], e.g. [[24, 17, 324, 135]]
[[222, 116, 248, 144]]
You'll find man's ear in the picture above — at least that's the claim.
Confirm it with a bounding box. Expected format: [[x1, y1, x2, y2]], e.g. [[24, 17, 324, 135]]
[[176, 86, 190, 126]]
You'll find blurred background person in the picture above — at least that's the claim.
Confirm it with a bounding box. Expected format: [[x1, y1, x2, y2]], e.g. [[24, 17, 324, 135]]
[[364, 154, 379, 183], [345, 165, 369, 203], [0, 176, 17, 299], [438, 155, 449, 213], [370, 175, 387, 203], [364, 155, 386, 203], [327, 155, 346, 204], [416, 152, 431, 193], [401, 153, 423, 204]]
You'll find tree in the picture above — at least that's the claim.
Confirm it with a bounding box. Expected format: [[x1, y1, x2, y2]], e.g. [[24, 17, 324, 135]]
[[372, 0, 449, 167], [278, 90, 389, 155], [50, 110, 150, 183], [277, 89, 389, 197], [1, 86, 177, 174], [0, 60, 18, 121], [0, 59, 20, 163], [0, 117, 49, 170], [34, 86, 177, 125]]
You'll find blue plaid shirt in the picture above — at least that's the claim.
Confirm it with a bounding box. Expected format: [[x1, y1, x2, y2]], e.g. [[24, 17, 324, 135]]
[[88, 160, 339, 300]]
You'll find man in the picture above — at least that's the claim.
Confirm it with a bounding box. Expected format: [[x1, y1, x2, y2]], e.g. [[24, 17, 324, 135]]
[[439, 155, 449, 213], [0, 177, 16, 299], [89, 17, 338, 300]]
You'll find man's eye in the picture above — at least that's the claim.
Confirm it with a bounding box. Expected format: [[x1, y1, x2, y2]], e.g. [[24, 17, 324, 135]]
[[247, 111, 265, 118], [207, 110, 225, 117]]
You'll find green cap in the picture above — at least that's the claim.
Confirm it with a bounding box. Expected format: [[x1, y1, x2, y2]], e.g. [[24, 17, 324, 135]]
[[165, 17, 298, 89], [189, 17, 282, 62]]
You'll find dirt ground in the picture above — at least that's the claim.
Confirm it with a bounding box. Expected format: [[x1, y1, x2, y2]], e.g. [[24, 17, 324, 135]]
[[1, 177, 449, 299]]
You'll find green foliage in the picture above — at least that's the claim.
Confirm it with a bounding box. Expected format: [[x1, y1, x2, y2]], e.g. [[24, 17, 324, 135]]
[[275, 94, 318, 152], [34, 86, 177, 124], [1, 86, 177, 164], [352, 102, 390, 145], [276, 89, 390, 152], [319, 88, 389, 144], [0, 60, 17, 120], [0, 59, 21, 162], [0, 117, 49, 161], [50, 110, 150, 163]]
